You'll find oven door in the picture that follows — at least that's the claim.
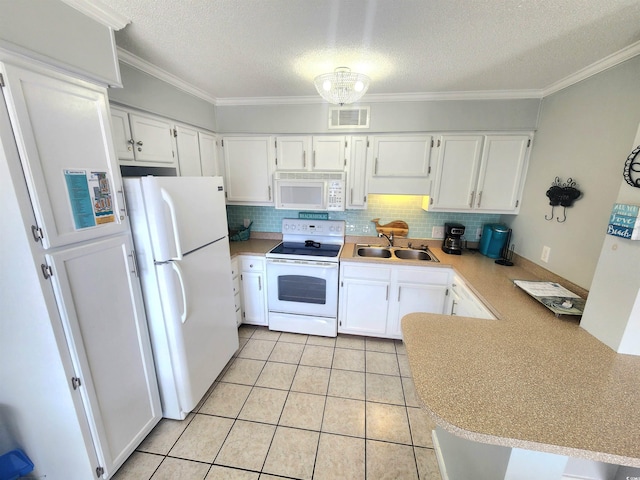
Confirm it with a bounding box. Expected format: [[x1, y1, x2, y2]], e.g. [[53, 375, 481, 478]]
[[266, 258, 339, 317]]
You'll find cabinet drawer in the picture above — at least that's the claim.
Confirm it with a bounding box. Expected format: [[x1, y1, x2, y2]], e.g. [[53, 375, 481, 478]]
[[231, 257, 239, 277], [341, 264, 392, 281], [240, 256, 265, 272], [396, 266, 450, 285]]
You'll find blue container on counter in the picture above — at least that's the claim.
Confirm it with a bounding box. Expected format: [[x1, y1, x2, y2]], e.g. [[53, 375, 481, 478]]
[[479, 224, 509, 258]]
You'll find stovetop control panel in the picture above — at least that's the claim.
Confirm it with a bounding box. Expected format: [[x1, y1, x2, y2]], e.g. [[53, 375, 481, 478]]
[[281, 219, 345, 238]]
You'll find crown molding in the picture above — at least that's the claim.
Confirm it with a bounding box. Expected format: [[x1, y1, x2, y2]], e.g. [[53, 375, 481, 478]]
[[543, 40, 640, 97], [117, 48, 218, 105], [60, 0, 130, 30]]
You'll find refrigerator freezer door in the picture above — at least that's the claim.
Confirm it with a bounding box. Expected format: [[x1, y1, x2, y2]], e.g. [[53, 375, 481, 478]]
[[154, 238, 239, 419], [0, 63, 127, 249], [141, 176, 228, 261], [45, 234, 161, 477]]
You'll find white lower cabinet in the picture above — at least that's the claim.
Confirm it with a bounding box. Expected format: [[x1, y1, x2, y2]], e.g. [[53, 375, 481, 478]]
[[238, 255, 268, 326], [449, 275, 496, 319], [231, 257, 242, 326], [339, 263, 451, 339]]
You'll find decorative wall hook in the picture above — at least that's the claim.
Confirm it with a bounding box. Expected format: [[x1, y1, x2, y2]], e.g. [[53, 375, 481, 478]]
[[623, 145, 640, 188], [545, 177, 582, 223]]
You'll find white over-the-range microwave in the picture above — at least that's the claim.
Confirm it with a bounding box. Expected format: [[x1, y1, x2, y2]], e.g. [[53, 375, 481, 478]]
[[273, 171, 346, 211]]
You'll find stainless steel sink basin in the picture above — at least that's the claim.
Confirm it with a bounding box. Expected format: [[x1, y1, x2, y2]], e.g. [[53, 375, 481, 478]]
[[354, 244, 439, 262], [393, 249, 435, 261], [356, 247, 392, 258]]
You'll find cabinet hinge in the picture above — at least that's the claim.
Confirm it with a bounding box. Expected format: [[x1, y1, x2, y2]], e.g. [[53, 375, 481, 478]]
[[428, 165, 431, 174], [274, 140, 277, 148], [71, 376, 82, 390], [515, 200, 519, 207], [430, 139, 434, 148], [445, 288, 449, 296], [0, 73, 4, 87], [340, 281, 343, 287], [344, 158, 347, 167], [221, 139, 224, 147], [366, 139, 370, 148], [363, 195, 367, 202], [31, 225, 44, 243], [429, 197, 433, 205], [96, 465, 104, 477], [173, 128, 178, 137], [344, 140, 347, 148], [339, 320, 342, 326], [275, 158, 278, 165], [527, 139, 531, 147], [41, 263, 53, 280]]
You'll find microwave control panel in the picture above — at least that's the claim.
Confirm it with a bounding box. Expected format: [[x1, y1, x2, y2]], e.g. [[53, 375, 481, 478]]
[[327, 180, 345, 211]]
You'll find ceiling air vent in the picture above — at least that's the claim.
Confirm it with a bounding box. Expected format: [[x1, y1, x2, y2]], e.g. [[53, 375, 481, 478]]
[[328, 107, 370, 130]]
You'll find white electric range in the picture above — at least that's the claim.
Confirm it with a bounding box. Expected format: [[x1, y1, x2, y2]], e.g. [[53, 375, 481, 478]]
[[265, 219, 345, 337]]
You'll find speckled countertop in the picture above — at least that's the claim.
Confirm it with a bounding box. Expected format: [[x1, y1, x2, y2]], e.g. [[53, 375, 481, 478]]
[[229, 236, 640, 467]]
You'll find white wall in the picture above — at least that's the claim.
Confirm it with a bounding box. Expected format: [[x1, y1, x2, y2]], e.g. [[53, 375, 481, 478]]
[[504, 56, 640, 289], [215, 98, 541, 134], [109, 62, 217, 131]]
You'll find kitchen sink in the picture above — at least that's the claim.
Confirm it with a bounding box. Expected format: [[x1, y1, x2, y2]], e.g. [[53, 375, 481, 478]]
[[356, 246, 392, 258], [393, 249, 436, 261], [354, 244, 439, 262]]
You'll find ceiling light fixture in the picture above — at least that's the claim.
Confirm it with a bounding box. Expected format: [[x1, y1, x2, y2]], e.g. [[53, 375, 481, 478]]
[[313, 67, 370, 106]]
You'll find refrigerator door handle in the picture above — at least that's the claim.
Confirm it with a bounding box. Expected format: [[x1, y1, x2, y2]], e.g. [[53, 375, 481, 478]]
[[160, 188, 183, 260], [170, 261, 189, 323]]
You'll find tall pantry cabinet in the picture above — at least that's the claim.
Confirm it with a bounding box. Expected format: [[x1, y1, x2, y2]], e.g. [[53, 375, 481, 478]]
[[0, 60, 161, 479]]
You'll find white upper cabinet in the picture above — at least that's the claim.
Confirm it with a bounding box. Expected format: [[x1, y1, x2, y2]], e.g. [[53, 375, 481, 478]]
[[274, 135, 346, 172], [1, 63, 128, 248], [430, 135, 484, 210], [367, 135, 434, 195], [346, 135, 368, 209], [175, 124, 202, 176], [274, 136, 310, 170], [429, 134, 532, 214], [475, 135, 531, 213], [222, 136, 274, 204], [198, 131, 220, 177], [312, 136, 346, 171], [111, 107, 176, 166]]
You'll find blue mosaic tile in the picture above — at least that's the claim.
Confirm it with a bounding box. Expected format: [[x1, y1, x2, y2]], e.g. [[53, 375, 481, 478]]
[[226, 195, 501, 240]]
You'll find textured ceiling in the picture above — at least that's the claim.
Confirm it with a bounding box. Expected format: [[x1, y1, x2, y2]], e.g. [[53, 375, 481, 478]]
[[102, 0, 640, 103]]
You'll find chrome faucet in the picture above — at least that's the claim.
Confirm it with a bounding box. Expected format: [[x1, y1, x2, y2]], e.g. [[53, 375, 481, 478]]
[[378, 232, 394, 247]]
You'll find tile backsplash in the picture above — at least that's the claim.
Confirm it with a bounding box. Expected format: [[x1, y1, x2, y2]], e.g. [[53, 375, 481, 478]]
[[227, 195, 501, 241]]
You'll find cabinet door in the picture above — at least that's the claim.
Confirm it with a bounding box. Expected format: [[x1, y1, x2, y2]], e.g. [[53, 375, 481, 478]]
[[388, 282, 449, 338], [199, 132, 219, 176], [1, 63, 128, 249], [46, 234, 161, 477], [275, 136, 310, 170], [223, 136, 274, 203], [129, 113, 175, 164], [240, 271, 268, 325], [338, 278, 389, 336], [346, 135, 368, 209], [372, 136, 432, 177], [430, 135, 484, 211], [175, 125, 202, 176], [110, 107, 135, 161], [312, 136, 346, 171], [475, 135, 530, 213]]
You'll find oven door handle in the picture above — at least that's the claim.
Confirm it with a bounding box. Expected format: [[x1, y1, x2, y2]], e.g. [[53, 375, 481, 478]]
[[267, 259, 339, 269]]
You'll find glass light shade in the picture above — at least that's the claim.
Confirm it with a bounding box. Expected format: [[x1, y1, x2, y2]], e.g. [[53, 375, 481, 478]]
[[313, 67, 370, 105]]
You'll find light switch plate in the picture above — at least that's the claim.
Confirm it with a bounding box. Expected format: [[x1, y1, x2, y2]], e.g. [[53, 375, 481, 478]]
[[541, 245, 551, 263]]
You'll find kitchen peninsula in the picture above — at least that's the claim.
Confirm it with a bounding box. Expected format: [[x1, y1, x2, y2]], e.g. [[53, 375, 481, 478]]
[[401, 252, 640, 478]]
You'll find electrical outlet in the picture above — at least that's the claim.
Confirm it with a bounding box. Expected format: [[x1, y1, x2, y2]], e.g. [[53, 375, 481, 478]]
[[432, 226, 445, 239], [476, 227, 482, 239], [243, 218, 251, 228], [541, 245, 551, 263]]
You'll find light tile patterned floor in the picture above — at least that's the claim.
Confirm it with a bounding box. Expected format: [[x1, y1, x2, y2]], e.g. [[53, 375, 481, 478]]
[[113, 326, 442, 480]]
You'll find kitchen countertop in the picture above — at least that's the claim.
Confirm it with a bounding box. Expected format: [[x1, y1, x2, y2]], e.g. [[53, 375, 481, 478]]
[[229, 237, 640, 467]]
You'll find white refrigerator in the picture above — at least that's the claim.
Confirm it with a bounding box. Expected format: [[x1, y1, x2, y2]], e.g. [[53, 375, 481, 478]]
[[125, 176, 239, 420]]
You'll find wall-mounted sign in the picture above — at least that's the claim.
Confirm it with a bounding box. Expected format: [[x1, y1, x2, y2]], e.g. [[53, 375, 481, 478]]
[[64, 169, 115, 230], [607, 203, 639, 240]]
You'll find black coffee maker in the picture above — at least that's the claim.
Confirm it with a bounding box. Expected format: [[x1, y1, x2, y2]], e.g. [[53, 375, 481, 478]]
[[442, 222, 465, 255]]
